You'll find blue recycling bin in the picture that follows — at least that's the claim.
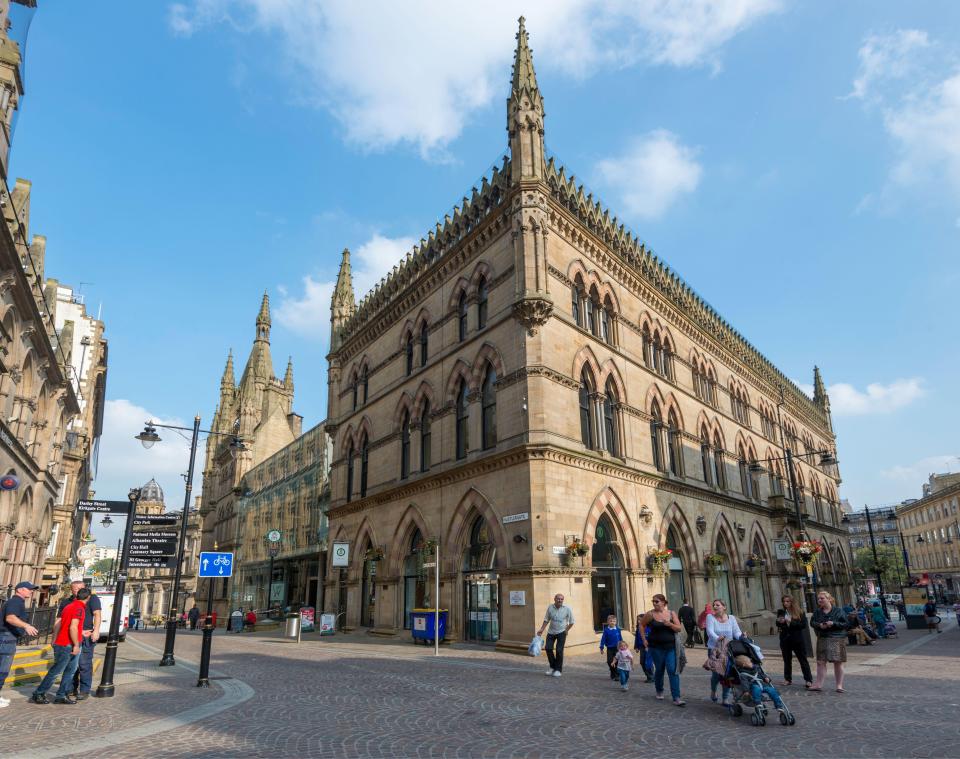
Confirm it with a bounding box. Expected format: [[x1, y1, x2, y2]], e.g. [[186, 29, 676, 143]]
[[410, 609, 447, 644]]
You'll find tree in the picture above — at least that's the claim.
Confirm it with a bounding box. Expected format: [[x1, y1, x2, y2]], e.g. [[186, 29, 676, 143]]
[[87, 557, 115, 578], [852, 545, 907, 592]]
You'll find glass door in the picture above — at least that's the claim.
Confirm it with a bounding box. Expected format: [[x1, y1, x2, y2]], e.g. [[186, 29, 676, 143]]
[[464, 575, 499, 642]]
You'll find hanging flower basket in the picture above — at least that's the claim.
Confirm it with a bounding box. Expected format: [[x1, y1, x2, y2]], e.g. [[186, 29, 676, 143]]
[[647, 548, 672, 577], [745, 553, 765, 574], [704, 553, 725, 579], [566, 539, 590, 557], [791, 540, 822, 567], [415, 538, 438, 556], [364, 546, 385, 562]]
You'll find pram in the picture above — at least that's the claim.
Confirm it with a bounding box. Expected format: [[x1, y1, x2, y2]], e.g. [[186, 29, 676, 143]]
[[722, 637, 796, 727]]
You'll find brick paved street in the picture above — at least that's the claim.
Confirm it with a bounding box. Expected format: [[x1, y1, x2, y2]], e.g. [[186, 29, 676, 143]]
[[0, 618, 957, 759]]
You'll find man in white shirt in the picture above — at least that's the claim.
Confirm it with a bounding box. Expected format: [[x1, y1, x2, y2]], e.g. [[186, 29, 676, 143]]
[[537, 593, 574, 677]]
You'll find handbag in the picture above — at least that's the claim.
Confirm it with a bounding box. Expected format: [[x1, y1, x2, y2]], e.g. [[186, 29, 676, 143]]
[[702, 637, 729, 675], [692, 628, 704, 645]]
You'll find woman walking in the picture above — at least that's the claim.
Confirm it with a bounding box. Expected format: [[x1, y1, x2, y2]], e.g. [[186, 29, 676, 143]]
[[705, 598, 742, 704], [776, 595, 812, 688], [810, 591, 848, 693], [637, 594, 686, 706]]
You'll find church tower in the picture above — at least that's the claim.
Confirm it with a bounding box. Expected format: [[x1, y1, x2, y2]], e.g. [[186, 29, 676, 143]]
[[507, 16, 545, 184]]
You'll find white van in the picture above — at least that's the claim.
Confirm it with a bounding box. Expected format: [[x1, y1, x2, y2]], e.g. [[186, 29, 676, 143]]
[[883, 593, 903, 604], [97, 593, 131, 642]]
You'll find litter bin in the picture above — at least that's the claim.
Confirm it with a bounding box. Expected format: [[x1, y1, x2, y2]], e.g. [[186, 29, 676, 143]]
[[284, 612, 301, 639], [410, 609, 447, 644]]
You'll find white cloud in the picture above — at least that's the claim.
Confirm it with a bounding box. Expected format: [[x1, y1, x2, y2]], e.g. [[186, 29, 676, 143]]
[[847, 29, 960, 212], [167, 0, 781, 156], [93, 399, 200, 519], [595, 130, 702, 219], [881, 454, 960, 482], [796, 377, 925, 416], [275, 233, 415, 341]]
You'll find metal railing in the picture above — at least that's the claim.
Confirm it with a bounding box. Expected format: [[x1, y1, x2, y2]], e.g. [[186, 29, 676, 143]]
[[19, 605, 58, 646]]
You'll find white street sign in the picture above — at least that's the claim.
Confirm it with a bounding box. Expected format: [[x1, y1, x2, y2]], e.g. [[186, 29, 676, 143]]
[[332, 542, 350, 567], [773, 540, 792, 561]]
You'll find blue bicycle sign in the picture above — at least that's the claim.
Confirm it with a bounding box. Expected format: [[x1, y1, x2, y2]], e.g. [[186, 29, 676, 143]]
[[199, 551, 234, 577]]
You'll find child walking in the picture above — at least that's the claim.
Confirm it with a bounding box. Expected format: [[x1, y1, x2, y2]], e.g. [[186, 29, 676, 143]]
[[599, 615, 624, 681], [615, 640, 634, 691]]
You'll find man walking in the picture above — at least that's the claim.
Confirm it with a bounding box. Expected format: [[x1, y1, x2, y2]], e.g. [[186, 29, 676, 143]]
[[0, 582, 40, 708], [31, 587, 89, 705], [924, 597, 941, 633], [188, 605, 200, 630], [57, 581, 101, 700], [537, 593, 574, 677], [678, 599, 696, 647]]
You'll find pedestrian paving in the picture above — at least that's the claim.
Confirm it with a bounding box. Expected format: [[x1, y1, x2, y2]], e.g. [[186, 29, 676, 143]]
[[0, 617, 956, 758]]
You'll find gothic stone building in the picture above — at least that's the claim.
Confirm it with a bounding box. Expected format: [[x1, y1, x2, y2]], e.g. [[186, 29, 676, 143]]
[[198, 295, 303, 617], [324, 19, 852, 652]]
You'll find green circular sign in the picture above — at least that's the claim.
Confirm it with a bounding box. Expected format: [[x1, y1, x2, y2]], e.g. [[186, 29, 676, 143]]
[[267, 530, 281, 543]]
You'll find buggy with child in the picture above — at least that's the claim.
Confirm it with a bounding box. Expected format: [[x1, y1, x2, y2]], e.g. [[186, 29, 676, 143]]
[[722, 637, 796, 727]]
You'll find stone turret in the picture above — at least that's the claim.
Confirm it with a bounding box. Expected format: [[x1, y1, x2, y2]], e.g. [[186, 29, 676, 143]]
[[220, 350, 234, 392], [813, 366, 832, 431], [330, 248, 355, 351], [256, 290, 270, 341], [507, 16, 545, 184], [284, 356, 294, 392]]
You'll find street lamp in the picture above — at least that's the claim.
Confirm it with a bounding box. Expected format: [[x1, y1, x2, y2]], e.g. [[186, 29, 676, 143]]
[[749, 446, 838, 611], [95, 487, 142, 698], [101, 515, 113, 528], [136, 417, 245, 668]]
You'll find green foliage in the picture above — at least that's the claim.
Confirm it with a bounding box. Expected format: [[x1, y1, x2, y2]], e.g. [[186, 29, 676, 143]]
[[88, 557, 114, 577], [852, 545, 906, 591]]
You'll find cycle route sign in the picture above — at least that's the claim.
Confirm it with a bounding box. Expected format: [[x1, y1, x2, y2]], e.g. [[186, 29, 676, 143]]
[[198, 551, 234, 577]]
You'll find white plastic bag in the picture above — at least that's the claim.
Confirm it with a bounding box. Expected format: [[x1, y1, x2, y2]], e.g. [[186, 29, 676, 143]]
[[528, 635, 544, 657]]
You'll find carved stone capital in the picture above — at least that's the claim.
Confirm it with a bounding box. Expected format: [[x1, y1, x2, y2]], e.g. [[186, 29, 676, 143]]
[[512, 295, 554, 336]]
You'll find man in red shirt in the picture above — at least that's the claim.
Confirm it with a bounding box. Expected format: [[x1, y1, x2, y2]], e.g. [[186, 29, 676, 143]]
[[31, 587, 89, 705]]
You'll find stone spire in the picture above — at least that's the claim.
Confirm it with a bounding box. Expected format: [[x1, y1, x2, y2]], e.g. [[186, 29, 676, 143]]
[[507, 16, 545, 183], [256, 291, 271, 341], [813, 365, 833, 431], [220, 349, 235, 391], [284, 356, 294, 391], [330, 248, 356, 352]]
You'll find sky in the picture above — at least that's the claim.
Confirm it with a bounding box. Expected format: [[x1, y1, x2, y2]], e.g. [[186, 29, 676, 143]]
[[10, 1, 960, 546]]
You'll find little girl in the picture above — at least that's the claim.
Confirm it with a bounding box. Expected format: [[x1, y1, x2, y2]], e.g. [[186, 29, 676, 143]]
[[615, 640, 634, 691]]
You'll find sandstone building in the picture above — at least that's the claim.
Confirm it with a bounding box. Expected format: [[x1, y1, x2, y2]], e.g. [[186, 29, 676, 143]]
[[198, 295, 304, 616], [323, 20, 852, 651]]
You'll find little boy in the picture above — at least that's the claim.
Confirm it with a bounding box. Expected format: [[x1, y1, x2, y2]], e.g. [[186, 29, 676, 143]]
[[734, 654, 785, 710], [599, 615, 623, 681], [615, 641, 634, 691]]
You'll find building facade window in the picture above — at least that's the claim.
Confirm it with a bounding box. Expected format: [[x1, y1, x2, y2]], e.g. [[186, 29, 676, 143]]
[[457, 292, 468, 341], [420, 403, 431, 472], [419, 324, 428, 366], [456, 380, 469, 460], [603, 380, 619, 457], [667, 411, 682, 476], [481, 365, 497, 450], [571, 283, 582, 328], [359, 434, 369, 498], [405, 336, 414, 376], [346, 442, 354, 502], [650, 401, 665, 471], [713, 434, 726, 489], [400, 411, 410, 480], [701, 427, 713, 486], [477, 277, 488, 330], [351, 378, 358, 411], [580, 370, 595, 449]]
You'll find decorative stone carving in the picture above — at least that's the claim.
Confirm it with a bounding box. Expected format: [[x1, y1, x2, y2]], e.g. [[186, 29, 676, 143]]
[[512, 295, 553, 336]]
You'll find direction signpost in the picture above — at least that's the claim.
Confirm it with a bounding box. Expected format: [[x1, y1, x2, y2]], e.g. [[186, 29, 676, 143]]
[[77, 499, 131, 514], [197, 551, 233, 687]]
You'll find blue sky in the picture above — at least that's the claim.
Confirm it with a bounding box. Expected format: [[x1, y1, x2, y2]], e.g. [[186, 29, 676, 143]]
[[12, 2, 959, 545]]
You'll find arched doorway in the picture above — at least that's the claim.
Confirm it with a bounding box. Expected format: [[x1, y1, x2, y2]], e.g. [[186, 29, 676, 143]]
[[403, 529, 427, 629], [591, 515, 624, 630], [665, 527, 686, 611], [712, 536, 734, 614], [360, 539, 377, 627], [462, 516, 499, 642], [745, 535, 769, 614]]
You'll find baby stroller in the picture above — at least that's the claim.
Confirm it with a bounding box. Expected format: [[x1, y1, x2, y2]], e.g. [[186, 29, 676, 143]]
[[722, 637, 796, 727]]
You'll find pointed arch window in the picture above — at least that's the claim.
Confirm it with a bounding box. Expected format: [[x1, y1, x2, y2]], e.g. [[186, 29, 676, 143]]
[[579, 370, 595, 449], [351, 377, 358, 411], [713, 433, 726, 489], [400, 410, 410, 480], [738, 447, 752, 499], [701, 427, 713, 486], [477, 277, 488, 330], [359, 433, 369, 498], [419, 323, 428, 366], [585, 292, 595, 335], [420, 402, 432, 472], [345, 441, 355, 502], [661, 340, 673, 380], [642, 326, 653, 368], [457, 292, 468, 342], [603, 379, 619, 456], [571, 282, 583, 328], [602, 296, 615, 345], [591, 514, 624, 630], [667, 410, 682, 475], [456, 379, 469, 460], [769, 463, 784, 496], [361, 366, 369, 404], [481, 365, 497, 450], [650, 401, 665, 471], [405, 335, 414, 376]]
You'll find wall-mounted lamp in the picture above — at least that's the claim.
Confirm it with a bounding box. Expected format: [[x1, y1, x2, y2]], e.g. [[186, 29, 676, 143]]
[[696, 515, 707, 535], [513, 534, 528, 544]]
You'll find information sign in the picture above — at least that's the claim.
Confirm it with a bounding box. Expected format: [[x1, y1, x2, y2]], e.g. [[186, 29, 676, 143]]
[[76, 499, 131, 514], [133, 515, 179, 527], [509, 590, 526, 606], [773, 540, 792, 561], [300, 606, 315, 632], [332, 542, 349, 567], [129, 556, 178, 569], [199, 551, 234, 577], [267, 529, 282, 543], [319, 613, 336, 635]]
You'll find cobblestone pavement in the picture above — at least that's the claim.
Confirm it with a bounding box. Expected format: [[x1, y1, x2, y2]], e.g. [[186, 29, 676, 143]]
[[0, 617, 957, 758]]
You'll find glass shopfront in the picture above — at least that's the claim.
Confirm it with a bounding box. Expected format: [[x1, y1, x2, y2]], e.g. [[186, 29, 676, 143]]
[[463, 517, 499, 642]]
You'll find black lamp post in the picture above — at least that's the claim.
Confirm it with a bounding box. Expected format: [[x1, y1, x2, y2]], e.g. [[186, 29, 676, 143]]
[[94, 487, 141, 698], [136, 418, 245, 668]]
